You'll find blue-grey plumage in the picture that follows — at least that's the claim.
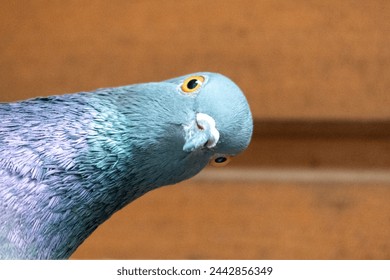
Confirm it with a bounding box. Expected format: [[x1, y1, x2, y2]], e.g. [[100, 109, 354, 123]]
[[0, 72, 253, 259]]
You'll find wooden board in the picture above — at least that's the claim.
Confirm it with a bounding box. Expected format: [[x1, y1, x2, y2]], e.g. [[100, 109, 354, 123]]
[[0, 0, 389, 119], [72, 178, 390, 259]]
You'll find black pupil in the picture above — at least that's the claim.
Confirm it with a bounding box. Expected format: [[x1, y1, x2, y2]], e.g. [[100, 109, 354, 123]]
[[187, 79, 199, 89], [215, 157, 227, 163]]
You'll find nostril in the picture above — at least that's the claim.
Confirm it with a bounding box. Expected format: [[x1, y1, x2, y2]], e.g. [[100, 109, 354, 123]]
[[197, 123, 204, 130]]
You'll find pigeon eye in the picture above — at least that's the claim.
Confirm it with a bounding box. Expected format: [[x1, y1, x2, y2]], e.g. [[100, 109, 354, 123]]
[[181, 76, 205, 93], [209, 155, 232, 167]]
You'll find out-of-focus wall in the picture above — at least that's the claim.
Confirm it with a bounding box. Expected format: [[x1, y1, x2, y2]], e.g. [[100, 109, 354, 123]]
[[1, 1, 389, 259], [1, 0, 389, 119]]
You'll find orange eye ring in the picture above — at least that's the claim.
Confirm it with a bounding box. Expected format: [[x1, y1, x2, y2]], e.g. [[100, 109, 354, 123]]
[[181, 76, 205, 93], [209, 155, 232, 167]]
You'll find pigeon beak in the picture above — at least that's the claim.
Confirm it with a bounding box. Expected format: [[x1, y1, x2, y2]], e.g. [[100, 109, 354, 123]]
[[183, 113, 220, 152]]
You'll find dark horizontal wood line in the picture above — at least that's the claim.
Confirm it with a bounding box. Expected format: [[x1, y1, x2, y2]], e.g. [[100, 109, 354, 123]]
[[253, 119, 390, 138]]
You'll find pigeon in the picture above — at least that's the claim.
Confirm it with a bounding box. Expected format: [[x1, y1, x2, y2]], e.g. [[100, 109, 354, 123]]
[[0, 72, 253, 259]]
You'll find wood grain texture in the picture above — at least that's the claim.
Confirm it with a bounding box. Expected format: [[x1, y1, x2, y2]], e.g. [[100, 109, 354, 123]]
[[72, 179, 390, 259], [234, 121, 390, 169], [0, 0, 389, 119]]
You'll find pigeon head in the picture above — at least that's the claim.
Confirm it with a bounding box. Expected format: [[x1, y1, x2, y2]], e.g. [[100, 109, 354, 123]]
[[124, 72, 253, 188], [166, 72, 253, 160]]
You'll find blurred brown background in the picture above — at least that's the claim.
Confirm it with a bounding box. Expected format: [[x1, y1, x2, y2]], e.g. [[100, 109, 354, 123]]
[[0, 0, 389, 259]]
